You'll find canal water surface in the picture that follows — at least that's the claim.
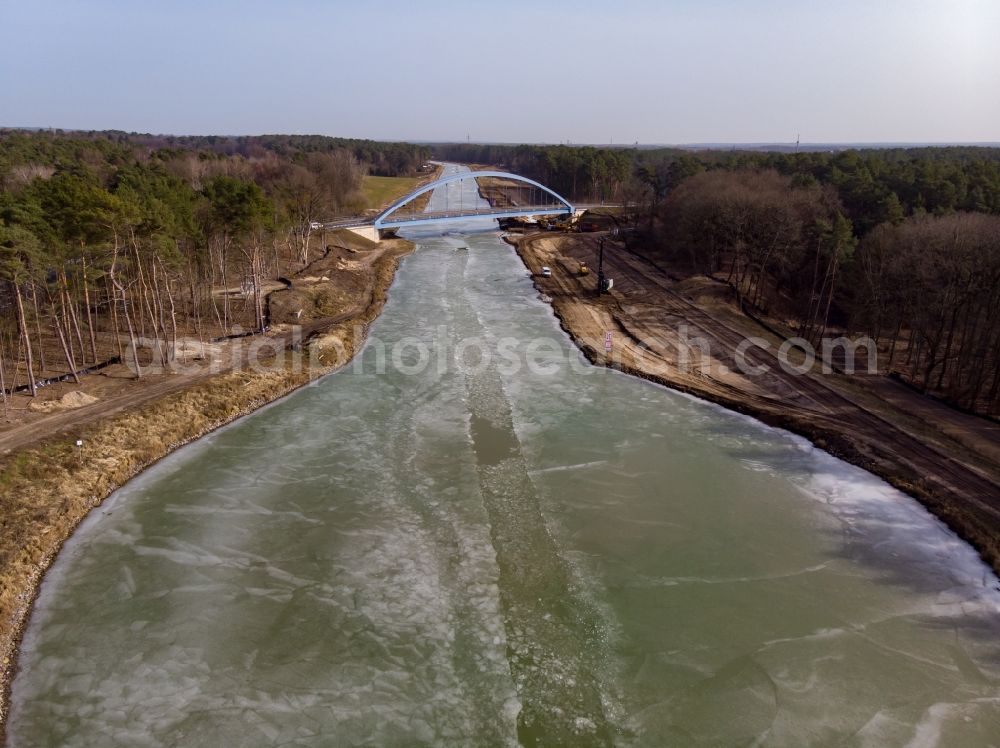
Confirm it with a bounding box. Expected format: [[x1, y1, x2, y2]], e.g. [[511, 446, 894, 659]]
[[9, 166, 1000, 746]]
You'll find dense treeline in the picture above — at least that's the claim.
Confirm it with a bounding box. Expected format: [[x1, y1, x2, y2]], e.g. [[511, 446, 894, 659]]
[[655, 168, 1000, 415], [128, 134, 430, 178], [659, 170, 855, 340], [851, 213, 1000, 407], [434, 141, 1000, 414], [1, 131, 430, 180], [0, 130, 428, 402], [657, 170, 1000, 407], [432, 142, 1000, 228]]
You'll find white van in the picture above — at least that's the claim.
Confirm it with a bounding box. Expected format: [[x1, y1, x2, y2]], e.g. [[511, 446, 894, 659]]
[[540, 266, 552, 277]]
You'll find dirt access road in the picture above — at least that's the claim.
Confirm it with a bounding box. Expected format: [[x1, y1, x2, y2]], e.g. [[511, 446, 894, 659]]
[[515, 231, 1000, 575]]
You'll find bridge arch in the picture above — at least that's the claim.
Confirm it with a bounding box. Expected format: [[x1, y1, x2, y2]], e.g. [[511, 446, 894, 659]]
[[373, 171, 575, 229]]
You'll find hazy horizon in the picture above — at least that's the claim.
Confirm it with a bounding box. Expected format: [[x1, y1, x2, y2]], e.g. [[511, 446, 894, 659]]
[[4, 127, 1000, 150], [2, 0, 998, 144]]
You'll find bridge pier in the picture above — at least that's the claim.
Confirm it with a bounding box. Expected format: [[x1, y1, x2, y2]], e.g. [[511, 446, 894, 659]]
[[346, 225, 381, 243]]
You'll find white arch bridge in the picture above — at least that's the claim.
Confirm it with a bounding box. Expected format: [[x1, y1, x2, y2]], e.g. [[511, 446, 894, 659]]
[[322, 170, 581, 240]]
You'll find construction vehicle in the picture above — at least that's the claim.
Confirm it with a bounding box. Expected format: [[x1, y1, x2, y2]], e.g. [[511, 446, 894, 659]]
[[578, 262, 590, 276]]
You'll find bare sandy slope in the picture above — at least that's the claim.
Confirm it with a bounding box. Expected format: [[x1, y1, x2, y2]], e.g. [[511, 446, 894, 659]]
[[515, 231, 1000, 575]]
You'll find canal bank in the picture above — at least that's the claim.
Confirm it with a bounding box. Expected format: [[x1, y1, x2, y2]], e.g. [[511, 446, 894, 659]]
[[0, 238, 415, 738], [6, 167, 1000, 746], [509, 230, 1000, 581]]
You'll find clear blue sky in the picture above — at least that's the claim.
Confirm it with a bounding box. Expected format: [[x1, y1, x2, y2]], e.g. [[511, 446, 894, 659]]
[[2, 0, 997, 144]]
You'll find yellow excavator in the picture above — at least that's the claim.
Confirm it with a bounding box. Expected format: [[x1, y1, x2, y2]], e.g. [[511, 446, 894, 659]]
[[578, 262, 590, 276]]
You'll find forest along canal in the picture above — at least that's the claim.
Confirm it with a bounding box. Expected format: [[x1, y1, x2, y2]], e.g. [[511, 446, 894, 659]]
[[9, 165, 1000, 747]]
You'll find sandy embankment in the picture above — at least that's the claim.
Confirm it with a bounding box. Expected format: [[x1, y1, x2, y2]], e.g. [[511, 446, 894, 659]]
[[512, 230, 1000, 577], [0, 232, 415, 734]]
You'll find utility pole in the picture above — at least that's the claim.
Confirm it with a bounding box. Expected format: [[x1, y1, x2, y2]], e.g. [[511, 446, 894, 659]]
[[597, 237, 606, 295], [597, 231, 618, 294]]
